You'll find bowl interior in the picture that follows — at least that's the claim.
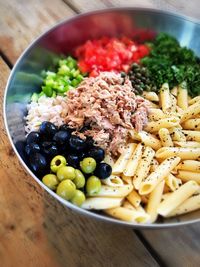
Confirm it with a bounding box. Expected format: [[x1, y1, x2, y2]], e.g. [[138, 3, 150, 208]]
[[4, 8, 200, 228]]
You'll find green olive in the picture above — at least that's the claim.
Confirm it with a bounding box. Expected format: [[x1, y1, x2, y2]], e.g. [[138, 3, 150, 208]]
[[57, 166, 76, 181], [71, 190, 86, 206], [56, 180, 76, 200], [80, 157, 96, 174], [73, 169, 85, 188], [86, 175, 101, 195], [42, 174, 59, 190], [50, 155, 67, 173]]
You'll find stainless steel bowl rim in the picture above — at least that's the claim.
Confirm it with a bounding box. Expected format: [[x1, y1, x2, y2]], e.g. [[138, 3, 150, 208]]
[[4, 7, 200, 229]]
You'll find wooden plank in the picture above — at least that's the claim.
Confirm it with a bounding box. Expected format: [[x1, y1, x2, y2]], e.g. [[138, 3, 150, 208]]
[[0, 0, 75, 64], [0, 58, 158, 266], [64, 0, 108, 13], [64, 0, 200, 19], [142, 225, 200, 267]]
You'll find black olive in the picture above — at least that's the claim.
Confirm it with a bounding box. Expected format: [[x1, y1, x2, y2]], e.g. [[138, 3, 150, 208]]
[[53, 130, 71, 145], [69, 135, 86, 151], [59, 124, 75, 133], [88, 147, 105, 162], [40, 141, 58, 158], [25, 143, 40, 156], [29, 153, 48, 176], [67, 154, 80, 168], [94, 163, 112, 179], [78, 150, 88, 160], [85, 136, 94, 149], [39, 121, 58, 139], [15, 140, 27, 164], [26, 131, 41, 144]]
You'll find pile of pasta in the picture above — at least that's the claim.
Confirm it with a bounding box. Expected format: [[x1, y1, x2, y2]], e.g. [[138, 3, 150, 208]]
[[82, 83, 200, 224]]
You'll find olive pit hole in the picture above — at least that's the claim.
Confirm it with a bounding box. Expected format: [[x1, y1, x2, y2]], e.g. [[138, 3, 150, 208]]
[[55, 159, 61, 166]]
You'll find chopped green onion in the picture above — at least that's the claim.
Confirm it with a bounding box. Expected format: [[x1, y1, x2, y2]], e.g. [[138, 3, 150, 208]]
[[38, 56, 85, 97]]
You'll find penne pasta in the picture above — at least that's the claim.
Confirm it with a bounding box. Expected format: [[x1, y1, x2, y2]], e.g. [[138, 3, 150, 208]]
[[149, 159, 159, 172], [102, 175, 124, 187], [163, 184, 171, 194], [104, 207, 150, 223], [157, 181, 199, 216], [123, 143, 143, 177], [141, 195, 149, 204], [176, 170, 200, 184], [144, 117, 180, 133], [103, 154, 115, 167], [165, 173, 182, 191], [148, 108, 166, 121], [121, 174, 132, 185], [188, 96, 200, 105], [183, 130, 200, 142], [143, 91, 159, 102], [162, 192, 172, 201], [170, 94, 177, 113], [182, 118, 200, 130], [123, 200, 136, 210], [126, 190, 141, 208], [129, 129, 141, 141], [176, 160, 200, 173], [112, 143, 136, 174], [156, 147, 200, 160], [123, 201, 146, 214], [136, 205, 146, 213], [177, 82, 188, 110], [180, 100, 200, 122], [174, 141, 200, 148], [87, 185, 133, 198], [176, 106, 184, 115], [133, 146, 155, 190], [158, 128, 173, 147], [170, 127, 186, 142], [171, 86, 178, 96], [146, 100, 160, 109], [137, 131, 161, 150], [167, 194, 200, 217], [160, 83, 172, 113], [139, 156, 181, 195], [146, 180, 165, 223], [82, 197, 123, 210]]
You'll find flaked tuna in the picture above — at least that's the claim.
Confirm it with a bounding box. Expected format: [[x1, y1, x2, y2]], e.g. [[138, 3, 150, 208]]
[[65, 72, 149, 154]]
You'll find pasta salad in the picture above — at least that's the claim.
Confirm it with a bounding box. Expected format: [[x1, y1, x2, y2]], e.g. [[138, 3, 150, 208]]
[[22, 33, 200, 224]]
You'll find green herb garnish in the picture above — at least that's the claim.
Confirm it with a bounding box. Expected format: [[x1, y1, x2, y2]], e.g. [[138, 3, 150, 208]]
[[141, 33, 200, 96]]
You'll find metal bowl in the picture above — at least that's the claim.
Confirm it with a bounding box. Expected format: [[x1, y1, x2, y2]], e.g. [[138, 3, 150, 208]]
[[4, 7, 200, 229]]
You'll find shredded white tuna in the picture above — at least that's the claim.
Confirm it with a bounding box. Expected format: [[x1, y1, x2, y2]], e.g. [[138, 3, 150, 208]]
[[25, 95, 68, 133], [64, 72, 149, 154]]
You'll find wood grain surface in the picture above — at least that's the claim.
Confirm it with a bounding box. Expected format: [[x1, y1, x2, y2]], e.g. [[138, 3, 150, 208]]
[[0, 0, 200, 266], [0, 0, 75, 64], [65, 0, 200, 19]]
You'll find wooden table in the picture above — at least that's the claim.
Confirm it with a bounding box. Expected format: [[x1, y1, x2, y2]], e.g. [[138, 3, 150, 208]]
[[0, 1, 200, 266]]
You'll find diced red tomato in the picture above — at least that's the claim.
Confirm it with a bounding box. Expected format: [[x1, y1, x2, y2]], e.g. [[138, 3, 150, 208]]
[[75, 37, 150, 76]]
